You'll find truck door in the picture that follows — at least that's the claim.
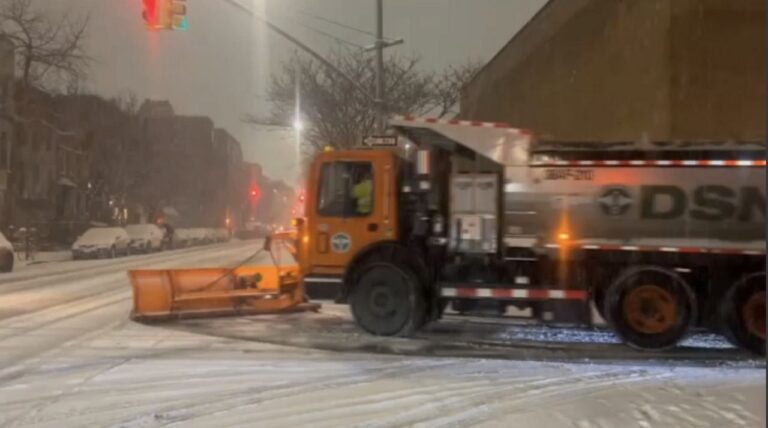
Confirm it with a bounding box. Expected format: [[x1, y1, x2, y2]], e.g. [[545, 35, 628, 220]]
[[306, 151, 398, 276]]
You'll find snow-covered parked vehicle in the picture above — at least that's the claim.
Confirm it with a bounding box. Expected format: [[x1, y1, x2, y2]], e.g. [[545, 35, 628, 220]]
[[173, 228, 192, 248], [0, 231, 14, 273], [188, 228, 210, 246], [213, 228, 229, 243], [126, 224, 165, 254], [72, 227, 131, 259], [204, 228, 219, 244]]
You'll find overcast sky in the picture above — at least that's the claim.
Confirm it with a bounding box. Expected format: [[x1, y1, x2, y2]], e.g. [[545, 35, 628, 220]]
[[42, 0, 547, 183]]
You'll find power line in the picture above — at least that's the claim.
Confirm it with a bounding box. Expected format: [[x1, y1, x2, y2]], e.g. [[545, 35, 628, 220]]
[[290, 18, 365, 49], [221, 0, 364, 49], [297, 9, 376, 38], [221, 0, 374, 102]]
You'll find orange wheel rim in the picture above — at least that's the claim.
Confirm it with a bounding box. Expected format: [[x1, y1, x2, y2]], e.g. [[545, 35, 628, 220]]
[[622, 285, 678, 335], [743, 291, 765, 340]]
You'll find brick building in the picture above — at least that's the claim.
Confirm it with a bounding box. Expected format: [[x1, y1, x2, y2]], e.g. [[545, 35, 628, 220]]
[[460, 0, 766, 142], [213, 128, 245, 229], [139, 100, 245, 228]]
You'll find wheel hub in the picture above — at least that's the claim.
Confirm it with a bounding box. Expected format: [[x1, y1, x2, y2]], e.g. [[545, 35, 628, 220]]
[[743, 291, 765, 340], [623, 284, 678, 335], [369, 286, 395, 317]]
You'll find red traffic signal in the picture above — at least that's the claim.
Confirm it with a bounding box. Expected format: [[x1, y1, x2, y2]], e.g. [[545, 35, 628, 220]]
[[142, 0, 158, 28], [249, 184, 262, 203]]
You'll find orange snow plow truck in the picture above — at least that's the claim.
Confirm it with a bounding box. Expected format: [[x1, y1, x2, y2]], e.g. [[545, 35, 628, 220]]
[[129, 116, 766, 355]]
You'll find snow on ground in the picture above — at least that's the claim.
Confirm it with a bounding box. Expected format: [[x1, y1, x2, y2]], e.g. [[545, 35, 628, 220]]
[[0, 240, 764, 427], [11, 251, 72, 270]]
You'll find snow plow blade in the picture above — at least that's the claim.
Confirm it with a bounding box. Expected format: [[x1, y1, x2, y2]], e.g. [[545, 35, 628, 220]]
[[129, 233, 319, 321]]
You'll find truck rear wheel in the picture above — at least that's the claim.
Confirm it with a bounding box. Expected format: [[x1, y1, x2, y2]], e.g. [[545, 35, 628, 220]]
[[605, 266, 696, 351], [350, 262, 425, 337], [720, 273, 765, 356]]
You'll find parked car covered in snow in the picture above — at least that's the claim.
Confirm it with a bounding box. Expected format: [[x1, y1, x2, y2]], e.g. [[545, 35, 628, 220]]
[[173, 228, 192, 248], [72, 227, 131, 259], [237, 222, 271, 240], [126, 224, 164, 254], [188, 228, 210, 246], [213, 228, 229, 243], [203, 228, 219, 244], [0, 231, 14, 273]]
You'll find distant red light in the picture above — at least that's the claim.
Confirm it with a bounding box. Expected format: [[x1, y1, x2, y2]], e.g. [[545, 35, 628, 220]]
[[249, 184, 262, 203], [142, 0, 158, 28]]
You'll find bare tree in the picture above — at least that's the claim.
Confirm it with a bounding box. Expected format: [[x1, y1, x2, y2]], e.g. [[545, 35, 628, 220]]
[[432, 60, 484, 118], [0, 0, 90, 231], [252, 47, 480, 154], [0, 0, 91, 92]]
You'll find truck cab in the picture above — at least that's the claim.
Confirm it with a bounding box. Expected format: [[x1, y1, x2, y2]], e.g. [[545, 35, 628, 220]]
[[299, 149, 401, 298]]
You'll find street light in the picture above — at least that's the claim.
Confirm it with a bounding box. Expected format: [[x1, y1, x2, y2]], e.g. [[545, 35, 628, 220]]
[[293, 118, 304, 132]]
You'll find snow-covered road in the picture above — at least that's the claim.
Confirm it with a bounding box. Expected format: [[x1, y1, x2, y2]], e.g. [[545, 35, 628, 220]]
[[0, 241, 764, 427]]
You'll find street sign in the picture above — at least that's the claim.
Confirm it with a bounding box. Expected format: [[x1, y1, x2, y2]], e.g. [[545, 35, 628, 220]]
[[362, 135, 398, 147]]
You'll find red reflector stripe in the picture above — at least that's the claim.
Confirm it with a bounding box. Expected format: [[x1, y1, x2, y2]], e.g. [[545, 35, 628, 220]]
[[531, 159, 765, 167], [455, 288, 477, 298], [563, 290, 588, 300], [528, 289, 548, 299], [491, 288, 509, 298]]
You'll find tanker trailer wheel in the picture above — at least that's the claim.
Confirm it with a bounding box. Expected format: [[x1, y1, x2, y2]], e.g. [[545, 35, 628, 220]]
[[350, 262, 425, 337], [604, 266, 696, 351], [720, 273, 765, 356]]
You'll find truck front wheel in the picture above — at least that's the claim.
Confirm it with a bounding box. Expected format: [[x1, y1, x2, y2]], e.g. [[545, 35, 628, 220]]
[[720, 273, 765, 356], [605, 266, 696, 351], [350, 262, 425, 337]]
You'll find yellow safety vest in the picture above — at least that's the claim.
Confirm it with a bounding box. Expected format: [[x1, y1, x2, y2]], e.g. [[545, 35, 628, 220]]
[[352, 179, 372, 214]]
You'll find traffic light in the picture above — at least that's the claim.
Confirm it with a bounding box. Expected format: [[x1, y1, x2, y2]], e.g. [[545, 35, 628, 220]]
[[249, 184, 262, 204], [170, 0, 188, 31], [142, 0, 158, 29], [142, 0, 187, 31]]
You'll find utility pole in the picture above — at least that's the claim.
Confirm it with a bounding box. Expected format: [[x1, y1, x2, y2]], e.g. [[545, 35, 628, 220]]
[[374, 0, 385, 134], [369, 0, 403, 134], [294, 64, 302, 167], [224, 0, 401, 135]]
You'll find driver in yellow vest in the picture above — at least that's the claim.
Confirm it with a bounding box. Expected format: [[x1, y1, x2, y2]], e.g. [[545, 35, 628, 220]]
[[352, 170, 372, 215]]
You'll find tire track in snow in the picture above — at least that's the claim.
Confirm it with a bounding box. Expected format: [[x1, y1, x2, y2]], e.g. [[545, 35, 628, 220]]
[[107, 359, 467, 427], [251, 368, 661, 428], [0, 242, 271, 384], [399, 369, 665, 428]]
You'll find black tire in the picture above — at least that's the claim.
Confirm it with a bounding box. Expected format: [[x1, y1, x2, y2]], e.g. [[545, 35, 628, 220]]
[[350, 262, 426, 337], [720, 273, 765, 356], [0, 250, 13, 273], [604, 266, 697, 351]]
